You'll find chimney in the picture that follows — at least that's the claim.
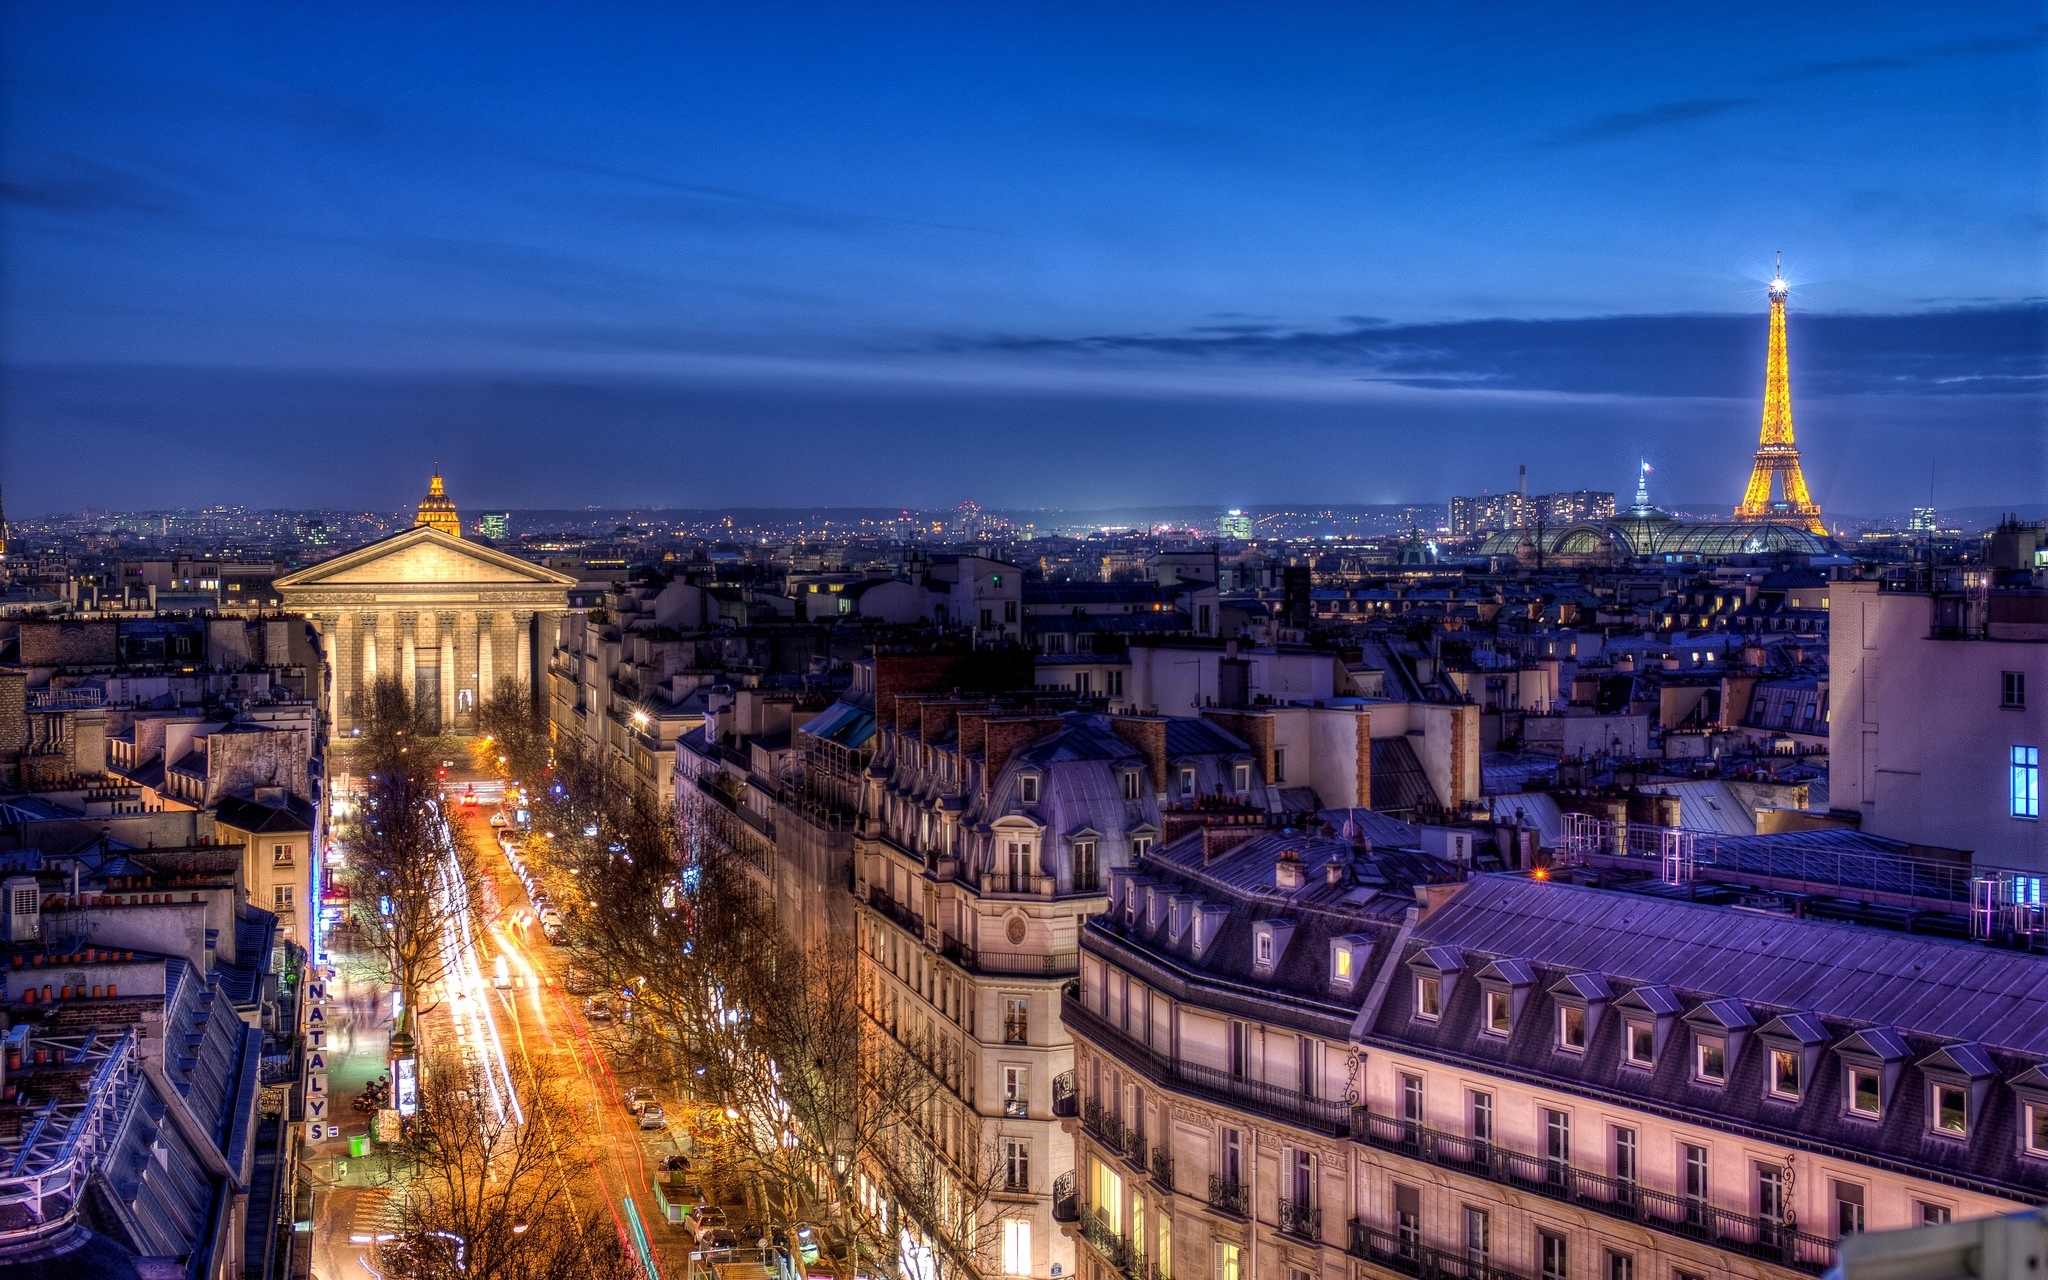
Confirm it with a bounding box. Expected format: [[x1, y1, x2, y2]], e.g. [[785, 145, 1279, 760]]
[[1200, 825, 1260, 865], [1274, 848, 1304, 889], [1111, 715, 1168, 797], [1325, 855, 1350, 886], [983, 715, 1061, 787]]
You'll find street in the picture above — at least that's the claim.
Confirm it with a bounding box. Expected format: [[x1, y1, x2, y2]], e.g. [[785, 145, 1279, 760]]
[[310, 771, 735, 1280]]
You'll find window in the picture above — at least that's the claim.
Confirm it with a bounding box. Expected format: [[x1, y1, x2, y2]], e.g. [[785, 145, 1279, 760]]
[[1332, 945, 1354, 985], [271, 842, 293, 866], [1847, 1066, 1882, 1118], [1178, 767, 1196, 797], [1932, 1083, 1969, 1137], [1256, 932, 1275, 966], [1469, 1091, 1494, 1144], [2027, 1101, 2048, 1156], [1695, 1035, 1726, 1084], [1463, 1207, 1490, 1265], [1108, 670, 1124, 698], [1215, 1243, 1241, 1280], [1298, 1037, 1316, 1098], [1074, 841, 1098, 892], [1681, 1144, 1709, 1212], [1485, 990, 1512, 1036], [1757, 1165, 1786, 1227], [1559, 1005, 1587, 1051], [2003, 672, 2026, 709], [1005, 600, 1017, 623], [1543, 1109, 1571, 1183], [2014, 746, 2040, 819], [1399, 1073, 1424, 1125], [1157, 1214, 1171, 1280], [1220, 1129, 1242, 1187], [1612, 1126, 1637, 1186], [1003, 1140, 1030, 1191], [1919, 1202, 1952, 1226], [273, 884, 295, 910], [1416, 976, 1441, 1021], [1394, 1185, 1421, 1260], [981, 608, 994, 629], [1020, 774, 1040, 803], [1233, 763, 1251, 793], [1002, 1220, 1032, 1276], [1769, 1049, 1802, 1100], [1834, 1181, 1865, 1236], [1605, 1252, 1633, 1280], [1228, 1021, 1251, 1079], [1003, 1066, 1029, 1117], [1132, 835, 1153, 858], [1624, 1019, 1655, 1068], [1272, 749, 1286, 783], [1003, 997, 1029, 1045], [1123, 770, 1142, 800], [1539, 1230, 1568, 1280]]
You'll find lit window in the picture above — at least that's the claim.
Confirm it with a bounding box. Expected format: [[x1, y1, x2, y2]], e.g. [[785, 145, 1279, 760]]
[[1332, 947, 1354, 985], [1931, 1083, 1968, 1137], [1215, 1242, 1241, 1280], [999, 1212, 1032, 1269], [2014, 747, 2040, 819], [2027, 1102, 2048, 1157], [1847, 1067, 1882, 1118], [1559, 1006, 1587, 1051], [1415, 976, 1441, 1021], [1484, 990, 1512, 1036], [1695, 1035, 1726, 1084], [1769, 1049, 1801, 1100], [1623, 1020, 1654, 1068]]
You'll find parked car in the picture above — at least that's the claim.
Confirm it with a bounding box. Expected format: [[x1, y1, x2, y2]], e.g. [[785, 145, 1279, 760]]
[[623, 1085, 656, 1112], [698, 1228, 737, 1253], [686, 1206, 729, 1243], [636, 1104, 666, 1130], [584, 996, 613, 1022], [489, 811, 507, 828]]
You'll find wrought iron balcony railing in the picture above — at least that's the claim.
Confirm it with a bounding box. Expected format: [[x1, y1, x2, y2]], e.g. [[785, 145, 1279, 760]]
[[1149, 1148, 1173, 1191], [1080, 1208, 1131, 1271], [1208, 1176, 1247, 1218], [1348, 1219, 1530, 1280], [1053, 1171, 1077, 1223], [1278, 1197, 1321, 1242], [1052, 1070, 1077, 1118], [1348, 1108, 1836, 1274]]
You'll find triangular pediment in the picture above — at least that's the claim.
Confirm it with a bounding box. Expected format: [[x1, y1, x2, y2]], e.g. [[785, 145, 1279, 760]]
[[276, 526, 577, 589]]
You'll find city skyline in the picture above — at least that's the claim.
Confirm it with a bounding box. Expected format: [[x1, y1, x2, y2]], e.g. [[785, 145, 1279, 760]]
[[5, 2, 2044, 513]]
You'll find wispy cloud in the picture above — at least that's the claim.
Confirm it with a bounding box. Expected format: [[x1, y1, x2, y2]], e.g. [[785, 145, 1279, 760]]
[[1541, 97, 1761, 146], [1764, 26, 2048, 83], [0, 151, 189, 217], [938, 305, 2048, 399], [535, 156, 991, 236]]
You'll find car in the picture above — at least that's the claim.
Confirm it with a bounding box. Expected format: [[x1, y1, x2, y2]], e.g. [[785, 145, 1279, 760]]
[[698, 1227, 737, 1253], [488, 811, 507, 828], [637, 1104, 666, 1129], [584, 996, 613, 1022], [686, 1206, 729, 1243], [623, 1085, 656, 1112]]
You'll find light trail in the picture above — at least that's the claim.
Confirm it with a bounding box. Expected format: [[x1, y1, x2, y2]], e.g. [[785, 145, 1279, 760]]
[[429, 802, 524, 1129]]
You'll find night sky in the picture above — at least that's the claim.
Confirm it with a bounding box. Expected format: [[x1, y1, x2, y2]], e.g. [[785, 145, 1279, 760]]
[[4, 3, 2043, 516]]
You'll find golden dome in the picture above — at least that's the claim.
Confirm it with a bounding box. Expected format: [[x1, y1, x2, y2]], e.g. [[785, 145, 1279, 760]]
[[415, 468, 462, 538]]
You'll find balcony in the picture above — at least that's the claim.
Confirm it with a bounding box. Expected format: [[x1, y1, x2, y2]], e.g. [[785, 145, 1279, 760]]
[[1278, 1196, 1320, 1242], [1082, 1098, 1126, 1153], [1053, 1171, 1078, 1223], [1350, 1109, 1836, 1274], [1053, 1070, 1077, 1118], [1349, 1219, 1529, 1280], [1121, 1126, 1146, 1165], [939, 935, 1079, 977], [1063, 991, 1352, 1134], [1207, 1176, 1247, 1218], [1149, 1148, 1173, 1191], [865, 895, 926, 939], [1079, 1208, 1142, 1278]]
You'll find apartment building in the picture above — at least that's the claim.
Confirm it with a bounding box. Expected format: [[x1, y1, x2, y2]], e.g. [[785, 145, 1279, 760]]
[[854, 700, 1272, 1280], [1061, 849, 2048, 1280]]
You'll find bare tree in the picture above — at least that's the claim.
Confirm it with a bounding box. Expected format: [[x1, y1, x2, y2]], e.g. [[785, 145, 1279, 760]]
[[383, 1058, 641, 1280], [475, 677, 551, 782]]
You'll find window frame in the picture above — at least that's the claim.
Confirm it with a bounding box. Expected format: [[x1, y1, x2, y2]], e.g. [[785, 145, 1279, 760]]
[[1930, 1081, 1970, 1139], [1559, 1004, 1588, 1052], [1019, 773, 1040, 804], [2025, 1100, 2048, 1159], [1768, 1047, 1802, 1101], [1623, 1018, 1655, 1069], [1694, 1034, 1727, 1085], [2014, 745, 2040, 819], [1483, 989, 1512, 1037], [1846, 1065, 1882, 1119], [1415, 975, 1441, 1022]]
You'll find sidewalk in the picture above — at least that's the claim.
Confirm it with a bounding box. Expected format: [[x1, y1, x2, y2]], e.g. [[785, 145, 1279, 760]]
[[308, 942, 401, 1280]]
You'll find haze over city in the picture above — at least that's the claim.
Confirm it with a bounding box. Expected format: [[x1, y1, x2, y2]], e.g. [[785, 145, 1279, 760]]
[[5, 2, 2044, 514]]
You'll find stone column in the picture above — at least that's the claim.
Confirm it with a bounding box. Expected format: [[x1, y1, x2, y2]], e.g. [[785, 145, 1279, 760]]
[[363, 613, 378, 686], [316, 613, 341, 732], [478, 612, 495, 705], [400, 614, 418, 711], [439, 613, 456, 733], [514, 610, 534, 706]]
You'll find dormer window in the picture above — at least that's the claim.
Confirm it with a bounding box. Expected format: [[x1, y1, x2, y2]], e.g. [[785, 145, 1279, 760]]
[[1334, 948, 1354, 984], [1331, 935, 1372, 991], [1020, 774, 1040, 803], [1256, 933, 1274, 966], [1847, 1067, 1881, 1118], [1769, 1049, 1801, 1100], [1695, 1035, 1727, 1084], [1122, 770, 1142, 801], [1932, 1083, 1968, 1137], [1416, 976, 1441, 1022], [1558, 1006, 1587, 1052], [1132, 835, 1153, 858], [1178, 767, 1196, 797], [1624, 1020, 1655, 1068], [1233, 763, 1251, 793], [1920, 1043, 1996, 1142], [1484, 991, 1511, 1036]]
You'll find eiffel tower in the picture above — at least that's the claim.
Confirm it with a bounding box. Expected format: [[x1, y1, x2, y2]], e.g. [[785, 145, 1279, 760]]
[[1733, 255, 1825, 534]]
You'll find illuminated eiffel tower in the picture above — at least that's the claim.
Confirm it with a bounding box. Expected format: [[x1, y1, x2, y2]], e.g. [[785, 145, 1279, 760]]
[[1733, 255, 1825, 534]]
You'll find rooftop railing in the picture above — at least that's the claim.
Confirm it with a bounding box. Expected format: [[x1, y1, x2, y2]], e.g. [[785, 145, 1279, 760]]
[[0, 1027, 141, 1248], [1351, 1108, 1836, 1274], [1063, 991, 1351, 1134]]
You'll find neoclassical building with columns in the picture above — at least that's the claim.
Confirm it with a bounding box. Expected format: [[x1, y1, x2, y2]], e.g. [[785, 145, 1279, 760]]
[[277, 479, 573, 739]]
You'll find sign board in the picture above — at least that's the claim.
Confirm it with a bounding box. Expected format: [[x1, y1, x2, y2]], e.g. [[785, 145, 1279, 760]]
[[395, 1056, 418, 1116], [375, 1108, 402, 1143]]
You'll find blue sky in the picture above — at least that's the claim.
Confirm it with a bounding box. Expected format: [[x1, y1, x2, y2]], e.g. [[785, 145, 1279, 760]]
[[4, 2, 2043, 515]]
